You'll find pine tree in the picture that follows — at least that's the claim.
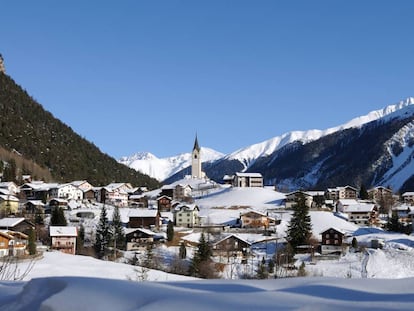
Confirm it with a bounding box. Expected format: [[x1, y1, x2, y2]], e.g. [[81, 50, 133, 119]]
[[387, 211, 401, 232], [111, 206, 125, 251], [359, 184, 369, 200], [76, 224, 85, 254], [189, 232, 213, 278], [95, 205, 110, 258], [50, 207, 67, 226], [286, 193, 312, 251], [179, 242, 187, 259], [28, 228, 37, 255], [167, 221, 174, 242]]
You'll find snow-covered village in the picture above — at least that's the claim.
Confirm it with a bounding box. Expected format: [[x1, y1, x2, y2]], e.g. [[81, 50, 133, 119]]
[[2, 135, 414, 309]]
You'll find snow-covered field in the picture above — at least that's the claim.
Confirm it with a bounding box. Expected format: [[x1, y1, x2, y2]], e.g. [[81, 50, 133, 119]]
[[2, 254, 414, 311], [3, 184, 414, 310]]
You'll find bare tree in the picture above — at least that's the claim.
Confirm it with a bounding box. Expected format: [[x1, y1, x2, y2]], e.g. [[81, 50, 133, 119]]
[[0, 257, 36, 281]]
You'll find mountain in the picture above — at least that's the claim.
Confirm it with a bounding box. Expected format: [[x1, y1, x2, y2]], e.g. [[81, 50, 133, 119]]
[[0, 72, 160, 188], [119, 148, 224, 182], [124, 97, 414, 192]]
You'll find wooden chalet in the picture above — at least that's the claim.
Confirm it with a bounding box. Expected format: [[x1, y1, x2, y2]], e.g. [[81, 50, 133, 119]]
[[212, 234, 251, 262], [49, 226, 77, 255], [320, 227, 345, 255], [128, 209, 161, 229], [157, 195, 173, 212]]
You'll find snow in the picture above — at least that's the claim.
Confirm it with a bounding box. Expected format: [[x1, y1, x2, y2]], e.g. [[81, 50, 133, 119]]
[[119, 147, 224, 181], [2, 257, 414, 310]]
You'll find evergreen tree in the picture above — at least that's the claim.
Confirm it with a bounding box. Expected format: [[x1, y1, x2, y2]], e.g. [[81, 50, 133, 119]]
[[76, 224, 85, 254], [50, 207, 67, 226], [268, 258, 275, 274], [166, 221, 174, 242], [3, 159, 16, 182], [28, 228, 37, 255], [95, 205, 110, 258], [286, 193, 312, 251], [179, 242, 187, 259], [359, 184, 369, 200], [387, 211, 401, 232], [110, 206, 125, 251], [351, 237, 358, 249], [189, 232, 213, 278], [257, 256, 267, 279]]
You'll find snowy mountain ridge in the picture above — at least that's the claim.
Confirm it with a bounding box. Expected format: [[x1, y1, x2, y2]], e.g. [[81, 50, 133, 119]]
[[119, 147, 224, 182], [121, 97, 414, 182], [225, 97, 414, 168]]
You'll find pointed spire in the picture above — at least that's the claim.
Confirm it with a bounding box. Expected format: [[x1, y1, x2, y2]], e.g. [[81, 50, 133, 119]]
[[193, 134, 200, 152]]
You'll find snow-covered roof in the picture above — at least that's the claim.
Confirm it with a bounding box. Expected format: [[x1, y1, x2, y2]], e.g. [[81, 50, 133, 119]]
[[0, 217, 26, 228], [345, 204, 376, 213], [128, 209, 159, 218], [235, 172, 263, 178], [49, 226, 77, 237], [337, 199, 359, 205], [174, 204, 199, 212], [0, 195, 19, 202], [402, 192, 414, 196], [124, 228, 156, 236], [26, 200, 45, 206], [50, 198, 68, 204], [319, 227, 347, 235], [214, 234, 252, 246]]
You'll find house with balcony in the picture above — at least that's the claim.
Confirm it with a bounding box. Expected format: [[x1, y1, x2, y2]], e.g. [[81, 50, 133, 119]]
[[49, 226, 77, 255], [174, 204, 200, 228]]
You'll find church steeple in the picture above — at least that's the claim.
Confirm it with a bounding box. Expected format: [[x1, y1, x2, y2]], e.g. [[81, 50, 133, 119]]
[[191, 134, 202, 178], [193, 134, 201, 152]]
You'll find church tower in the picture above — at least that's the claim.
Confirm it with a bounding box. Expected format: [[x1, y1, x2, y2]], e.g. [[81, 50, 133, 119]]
[[191, 135, 202, 179]]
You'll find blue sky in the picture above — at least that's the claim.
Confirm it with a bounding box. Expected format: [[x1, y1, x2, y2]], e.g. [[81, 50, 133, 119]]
[[1, 1, 414, 159]]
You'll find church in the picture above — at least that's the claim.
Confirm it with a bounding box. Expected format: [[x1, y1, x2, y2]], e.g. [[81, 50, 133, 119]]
[[191, 135, 204, 179]]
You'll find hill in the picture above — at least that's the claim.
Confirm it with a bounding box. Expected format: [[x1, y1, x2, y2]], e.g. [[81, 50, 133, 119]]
[[0, 72, 160, 188]]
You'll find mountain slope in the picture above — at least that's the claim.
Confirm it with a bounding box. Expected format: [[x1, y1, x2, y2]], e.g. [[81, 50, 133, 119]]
[[0, 72, 160, 188], [128, 97, 414, 192]]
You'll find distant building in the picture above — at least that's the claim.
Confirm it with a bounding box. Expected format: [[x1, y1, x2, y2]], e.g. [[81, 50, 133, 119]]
[[191, 135, 202, 179], [233, 172, 263, 188]]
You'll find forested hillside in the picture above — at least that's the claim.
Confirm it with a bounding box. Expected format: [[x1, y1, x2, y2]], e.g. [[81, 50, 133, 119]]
[[0, 72, 160, 188]]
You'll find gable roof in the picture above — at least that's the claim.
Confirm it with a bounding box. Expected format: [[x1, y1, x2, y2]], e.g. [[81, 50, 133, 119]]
[[124, 228, 156, 236], [128, 209, 160, 218], [235, 172, 263, 178], [214, 234, 252, 246], [49, 226, 77, 237], [0, 217, 26, 228], [320, 227, 346, 235]]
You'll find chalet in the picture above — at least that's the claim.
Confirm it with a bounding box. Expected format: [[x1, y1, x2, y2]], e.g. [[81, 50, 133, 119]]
[[49, 183, 83, 201], [240, 210, 275, 229], [49, 226, 77, 255], [212, 234, 251, 261], [23, 200, 45, 216], [284, 191, 313, 209], [129, 195, 149, 208], [125, 228, 158, 250], [0, 182, 19, 195], [157, 195, 173, 212], [174, 204, 200, 228], [173, 184, 192, 201], [160, 185, 174, 198], [128, 209, 161, 229], [19, 181, 58, 201], [98, 183, 132, 207], [70, 180, 93, 192], [325, 186, 358, 201], [368, 186, 393, 203], [0, 230, 28, 257], [340, 202, 379, 226], [0, 194, 19, 215], [233, 172, 263, 188], [222, 175, 234, 185], [0, 217, 35, 235], [402, 192, 414, 205], [320, 227, 345, 255]]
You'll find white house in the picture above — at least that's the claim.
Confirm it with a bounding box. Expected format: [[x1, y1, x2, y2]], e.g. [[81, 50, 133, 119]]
[[174, 204, 200, 228], [50, 184, 84, 201], [98, 183, 132, 207], [233, 172, 263, 188], [0, 182, 19, 195]]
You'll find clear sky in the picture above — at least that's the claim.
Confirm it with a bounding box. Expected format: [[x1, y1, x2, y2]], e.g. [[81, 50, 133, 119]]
[[1, 1, 414, 159]]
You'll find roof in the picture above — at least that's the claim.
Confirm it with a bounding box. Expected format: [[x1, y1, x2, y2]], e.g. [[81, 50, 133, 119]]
[[235, 172, 263, 178], [50, 198, 68, 203], [402, 192, 414, 196], [49, 226, 77, 237], [193, 135, 201, 152], [345, 203, 376, 213], [124, 228, 156, 236], [128, 209, 159, 218], [26, 200, 45, 206], [175, 204, 199, 212], [214, 234, 252, 246], [0, 217, 26, 228], [0, 195, 19, 202], [337, 199, 359, 205], [320, 227, 346, 235]]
